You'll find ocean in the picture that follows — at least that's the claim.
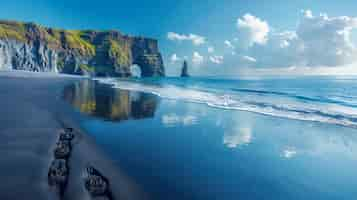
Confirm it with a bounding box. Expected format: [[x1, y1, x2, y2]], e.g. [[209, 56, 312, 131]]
[[63, 76, 357, 200]]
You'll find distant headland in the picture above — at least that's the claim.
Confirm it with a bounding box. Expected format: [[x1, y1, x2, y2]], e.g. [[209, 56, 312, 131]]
[[0, 20, 165, 77]]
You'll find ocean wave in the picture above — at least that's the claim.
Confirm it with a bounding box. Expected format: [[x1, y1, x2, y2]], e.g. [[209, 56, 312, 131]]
[[94, 78, 357, 129], [231, 88, 357, 108]]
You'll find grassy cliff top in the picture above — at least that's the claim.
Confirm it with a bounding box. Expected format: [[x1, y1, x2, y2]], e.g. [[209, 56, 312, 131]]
[[0, 20, 148, 56]]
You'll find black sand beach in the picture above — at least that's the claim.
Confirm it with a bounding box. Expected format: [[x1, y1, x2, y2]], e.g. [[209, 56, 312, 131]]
[[0, 71, 146, 200]]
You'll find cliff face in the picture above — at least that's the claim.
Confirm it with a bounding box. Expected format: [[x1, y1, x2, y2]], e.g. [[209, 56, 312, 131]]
[[0, 20, 165, 77]]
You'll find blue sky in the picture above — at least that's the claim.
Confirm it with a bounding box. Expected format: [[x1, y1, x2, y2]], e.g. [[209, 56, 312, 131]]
[[2, 0, 357, 76]]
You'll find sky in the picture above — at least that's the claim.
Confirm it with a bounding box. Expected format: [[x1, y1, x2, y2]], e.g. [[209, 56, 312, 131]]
[[2, 0, 357, 76]]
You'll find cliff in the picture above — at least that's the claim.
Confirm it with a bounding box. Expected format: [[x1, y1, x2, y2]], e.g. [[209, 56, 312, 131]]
[[0, 20, 165, 77]]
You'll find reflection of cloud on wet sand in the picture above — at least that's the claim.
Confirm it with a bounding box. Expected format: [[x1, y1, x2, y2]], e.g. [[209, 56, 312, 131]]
[[281, 147, 297, 159], [290, 132, 357, 160], [223, 127, 252, 148], [162, 113, 198, 127], [275, 124, 357, 160]]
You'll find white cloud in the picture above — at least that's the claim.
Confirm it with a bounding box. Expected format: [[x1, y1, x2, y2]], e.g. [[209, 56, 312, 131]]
[[295, 10, 357, 66], [170, 54, 180, 63], [224, 40, 235, 49], [273, 31, 298, 48], [237, 13, 270, 47], [166, 10, 357, 76], [208, 46, 215, 53], [167, 32, 206, 46], [236, 10, 357, 69], [302, 9, 313, 18], [192, 51, 204, 65], [209, 55, 224, 64], [247, 30, 302, 68]]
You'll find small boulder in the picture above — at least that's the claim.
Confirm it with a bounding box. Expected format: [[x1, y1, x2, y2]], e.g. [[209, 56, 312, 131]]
[[84, 175, 108, 196], [84, 166, 109, 197], [48, 159, 68, 186], [54, 141, 71, 159], [59, 131, 75, 141], [86, 166, 100, 176], [65, 127, 73, 133]]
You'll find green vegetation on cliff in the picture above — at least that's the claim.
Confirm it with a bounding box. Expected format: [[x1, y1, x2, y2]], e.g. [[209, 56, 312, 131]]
[[0, 20, 60, 47], [65, 31, 95, 56], [0, 20, 96, 56], [79, 64, 95, 72], [108, 39, 130, 67], [0, 21, 27, 42]]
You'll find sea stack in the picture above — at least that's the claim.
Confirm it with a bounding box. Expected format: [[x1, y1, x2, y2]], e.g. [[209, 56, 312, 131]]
[[180, 60, 189, 77]]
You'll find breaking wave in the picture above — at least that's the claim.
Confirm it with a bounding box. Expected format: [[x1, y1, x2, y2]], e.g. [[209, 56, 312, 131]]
[[94, 78, 357, 128]]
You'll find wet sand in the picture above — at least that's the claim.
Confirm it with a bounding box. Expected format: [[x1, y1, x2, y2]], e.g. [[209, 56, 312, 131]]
[[0, 71, 146, 200]]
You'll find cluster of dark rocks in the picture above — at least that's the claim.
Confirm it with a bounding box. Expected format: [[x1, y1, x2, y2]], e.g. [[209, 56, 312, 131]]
[[47, 127, 113, 199], [84, 166, 112, 200], [48, 128, 75, 195]]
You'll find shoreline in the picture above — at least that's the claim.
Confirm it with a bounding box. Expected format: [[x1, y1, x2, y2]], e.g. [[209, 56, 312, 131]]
[[0, 71, 146, 200]]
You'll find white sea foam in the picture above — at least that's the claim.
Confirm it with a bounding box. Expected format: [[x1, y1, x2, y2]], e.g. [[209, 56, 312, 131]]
[[94, 78, 357, 129]]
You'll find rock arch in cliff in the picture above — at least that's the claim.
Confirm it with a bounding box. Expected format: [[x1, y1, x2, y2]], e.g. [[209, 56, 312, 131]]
[[130, 37, 165, 77], [132, 54, 164, 77], [130, 64, 142, 78]]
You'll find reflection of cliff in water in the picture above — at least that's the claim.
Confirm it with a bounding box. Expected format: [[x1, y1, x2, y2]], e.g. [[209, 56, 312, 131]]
[[63, 80, 159, 121]]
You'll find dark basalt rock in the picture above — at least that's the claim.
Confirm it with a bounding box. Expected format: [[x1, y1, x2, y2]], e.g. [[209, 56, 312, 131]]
[[48, 159, 68, 186], [54, 141, 71, 159], [65, 127, 73, 132], [85, 175, 108, 196], [133, 53, 165, 77], [180, 60, 189, 77], [84, 166, 109, 197], [59, 129, 75, 141], [48, 127, 76, 197]]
